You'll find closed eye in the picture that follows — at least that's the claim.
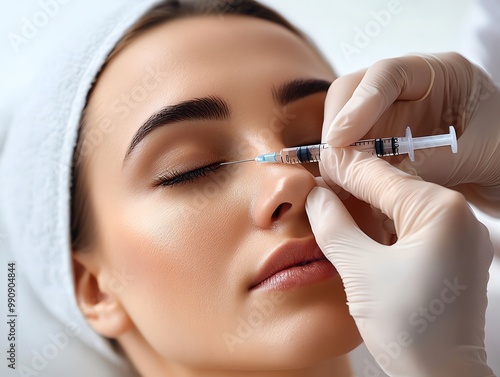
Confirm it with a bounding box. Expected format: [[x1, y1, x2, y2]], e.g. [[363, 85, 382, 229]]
[[154, 162, 224, 188]]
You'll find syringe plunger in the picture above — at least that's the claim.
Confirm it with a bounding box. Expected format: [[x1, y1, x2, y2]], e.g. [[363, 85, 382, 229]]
[[397, 126, 457, 161]]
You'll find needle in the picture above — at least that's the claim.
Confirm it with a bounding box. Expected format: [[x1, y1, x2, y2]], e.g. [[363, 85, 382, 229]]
[[219, 159, 254, 166]]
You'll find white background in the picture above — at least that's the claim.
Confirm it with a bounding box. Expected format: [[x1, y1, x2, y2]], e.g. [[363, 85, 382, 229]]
[[259, 0, 471, 76]]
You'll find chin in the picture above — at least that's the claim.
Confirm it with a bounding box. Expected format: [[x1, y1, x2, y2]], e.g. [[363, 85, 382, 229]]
[[271, 283, 361, 366], [221, 280, 361, 369]]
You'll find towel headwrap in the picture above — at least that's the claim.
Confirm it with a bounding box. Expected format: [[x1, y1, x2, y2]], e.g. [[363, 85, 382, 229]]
[[0, 0, 162, 373]]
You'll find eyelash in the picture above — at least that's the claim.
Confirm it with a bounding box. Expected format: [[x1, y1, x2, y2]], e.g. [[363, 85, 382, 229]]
[[154, 162, 224, 188]]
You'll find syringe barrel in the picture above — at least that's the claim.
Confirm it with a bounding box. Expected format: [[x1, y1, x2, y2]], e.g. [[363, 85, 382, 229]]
[[278, 144, 325, 164], [351, 137, 400, 157]]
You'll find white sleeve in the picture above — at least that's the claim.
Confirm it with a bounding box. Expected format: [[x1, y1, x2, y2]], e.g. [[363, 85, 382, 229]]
[[460, 0, 500, 84], [461, 2, 500, 373]]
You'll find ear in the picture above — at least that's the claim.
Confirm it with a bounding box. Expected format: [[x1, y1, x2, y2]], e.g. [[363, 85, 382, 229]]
[[72, 252, 133, 338]]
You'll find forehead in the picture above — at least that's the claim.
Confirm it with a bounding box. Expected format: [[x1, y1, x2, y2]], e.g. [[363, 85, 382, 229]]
[[89, 14, 332, 110], [84, 15, 333, 164]]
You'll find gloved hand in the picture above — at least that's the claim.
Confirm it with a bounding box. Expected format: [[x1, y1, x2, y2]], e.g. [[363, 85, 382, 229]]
[[305, 148, 495, 376], [323, 53, 500, 216]]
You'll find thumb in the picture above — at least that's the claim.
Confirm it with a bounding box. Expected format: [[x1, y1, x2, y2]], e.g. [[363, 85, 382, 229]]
[[306, 187, 388, 317], [305, 186, 377, 273]]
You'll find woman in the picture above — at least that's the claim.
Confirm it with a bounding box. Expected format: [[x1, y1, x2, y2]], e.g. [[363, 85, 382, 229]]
[[70, 1, 363, 375], [1, 0, 497, 376]]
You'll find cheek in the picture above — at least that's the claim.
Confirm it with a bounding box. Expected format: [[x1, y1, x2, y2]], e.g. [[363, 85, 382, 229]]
[[106, 183, 248, 362]]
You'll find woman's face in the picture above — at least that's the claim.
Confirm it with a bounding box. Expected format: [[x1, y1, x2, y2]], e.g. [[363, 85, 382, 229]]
[[79, 15, 366, 372]]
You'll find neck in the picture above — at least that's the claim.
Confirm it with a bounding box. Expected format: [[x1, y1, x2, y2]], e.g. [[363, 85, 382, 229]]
[[119, 329, 353, 377]]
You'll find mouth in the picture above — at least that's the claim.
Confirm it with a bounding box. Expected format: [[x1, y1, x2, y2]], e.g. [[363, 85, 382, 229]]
[[248, 237, 338, 291]]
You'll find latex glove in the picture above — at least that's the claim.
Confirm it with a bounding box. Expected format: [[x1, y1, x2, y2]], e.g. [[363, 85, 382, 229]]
[[305, 148, 495, 377], [323, 53, 500, 216]]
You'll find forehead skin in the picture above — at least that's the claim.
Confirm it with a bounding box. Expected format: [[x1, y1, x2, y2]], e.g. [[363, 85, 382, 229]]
[[83, 15, 334, 180]]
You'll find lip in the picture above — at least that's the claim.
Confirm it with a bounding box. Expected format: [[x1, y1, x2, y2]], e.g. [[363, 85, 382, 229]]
[[248, 237, 338, 291]]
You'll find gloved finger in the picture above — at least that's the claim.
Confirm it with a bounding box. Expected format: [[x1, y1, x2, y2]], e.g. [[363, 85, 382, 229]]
[[306, 187, 396, 318], [314, 173, 351, 200], [319, 146, 442, 238], [325, 56, 434, 147], [321, 69, 366, 143], [305, 186, 378, 271]]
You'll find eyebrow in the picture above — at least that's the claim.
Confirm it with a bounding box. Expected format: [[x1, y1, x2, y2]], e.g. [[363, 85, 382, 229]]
[[272, 78, 331, 107], [123, 78, 331, 165]]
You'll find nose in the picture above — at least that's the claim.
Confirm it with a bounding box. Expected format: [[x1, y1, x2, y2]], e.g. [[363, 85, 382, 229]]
[[252, 164, 317, 229]]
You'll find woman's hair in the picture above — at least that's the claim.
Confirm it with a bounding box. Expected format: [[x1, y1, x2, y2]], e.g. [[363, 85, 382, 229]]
[[70, 0, 324, 252]]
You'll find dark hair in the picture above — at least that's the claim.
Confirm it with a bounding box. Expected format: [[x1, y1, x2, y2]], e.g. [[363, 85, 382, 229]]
[[70, 0, 329, 252]]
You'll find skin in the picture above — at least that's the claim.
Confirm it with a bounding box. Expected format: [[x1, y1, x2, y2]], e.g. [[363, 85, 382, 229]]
[[73, 15, 390, 377]]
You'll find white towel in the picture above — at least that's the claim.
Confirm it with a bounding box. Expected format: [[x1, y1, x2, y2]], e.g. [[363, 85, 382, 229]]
[[0, 0, 161, 374]]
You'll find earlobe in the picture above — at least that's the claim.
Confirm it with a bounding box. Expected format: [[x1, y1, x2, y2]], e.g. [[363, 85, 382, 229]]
[[72, 254, 133, 338]]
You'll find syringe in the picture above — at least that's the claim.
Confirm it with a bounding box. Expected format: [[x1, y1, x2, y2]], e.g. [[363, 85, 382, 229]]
[[221, 126, 457, 166]]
